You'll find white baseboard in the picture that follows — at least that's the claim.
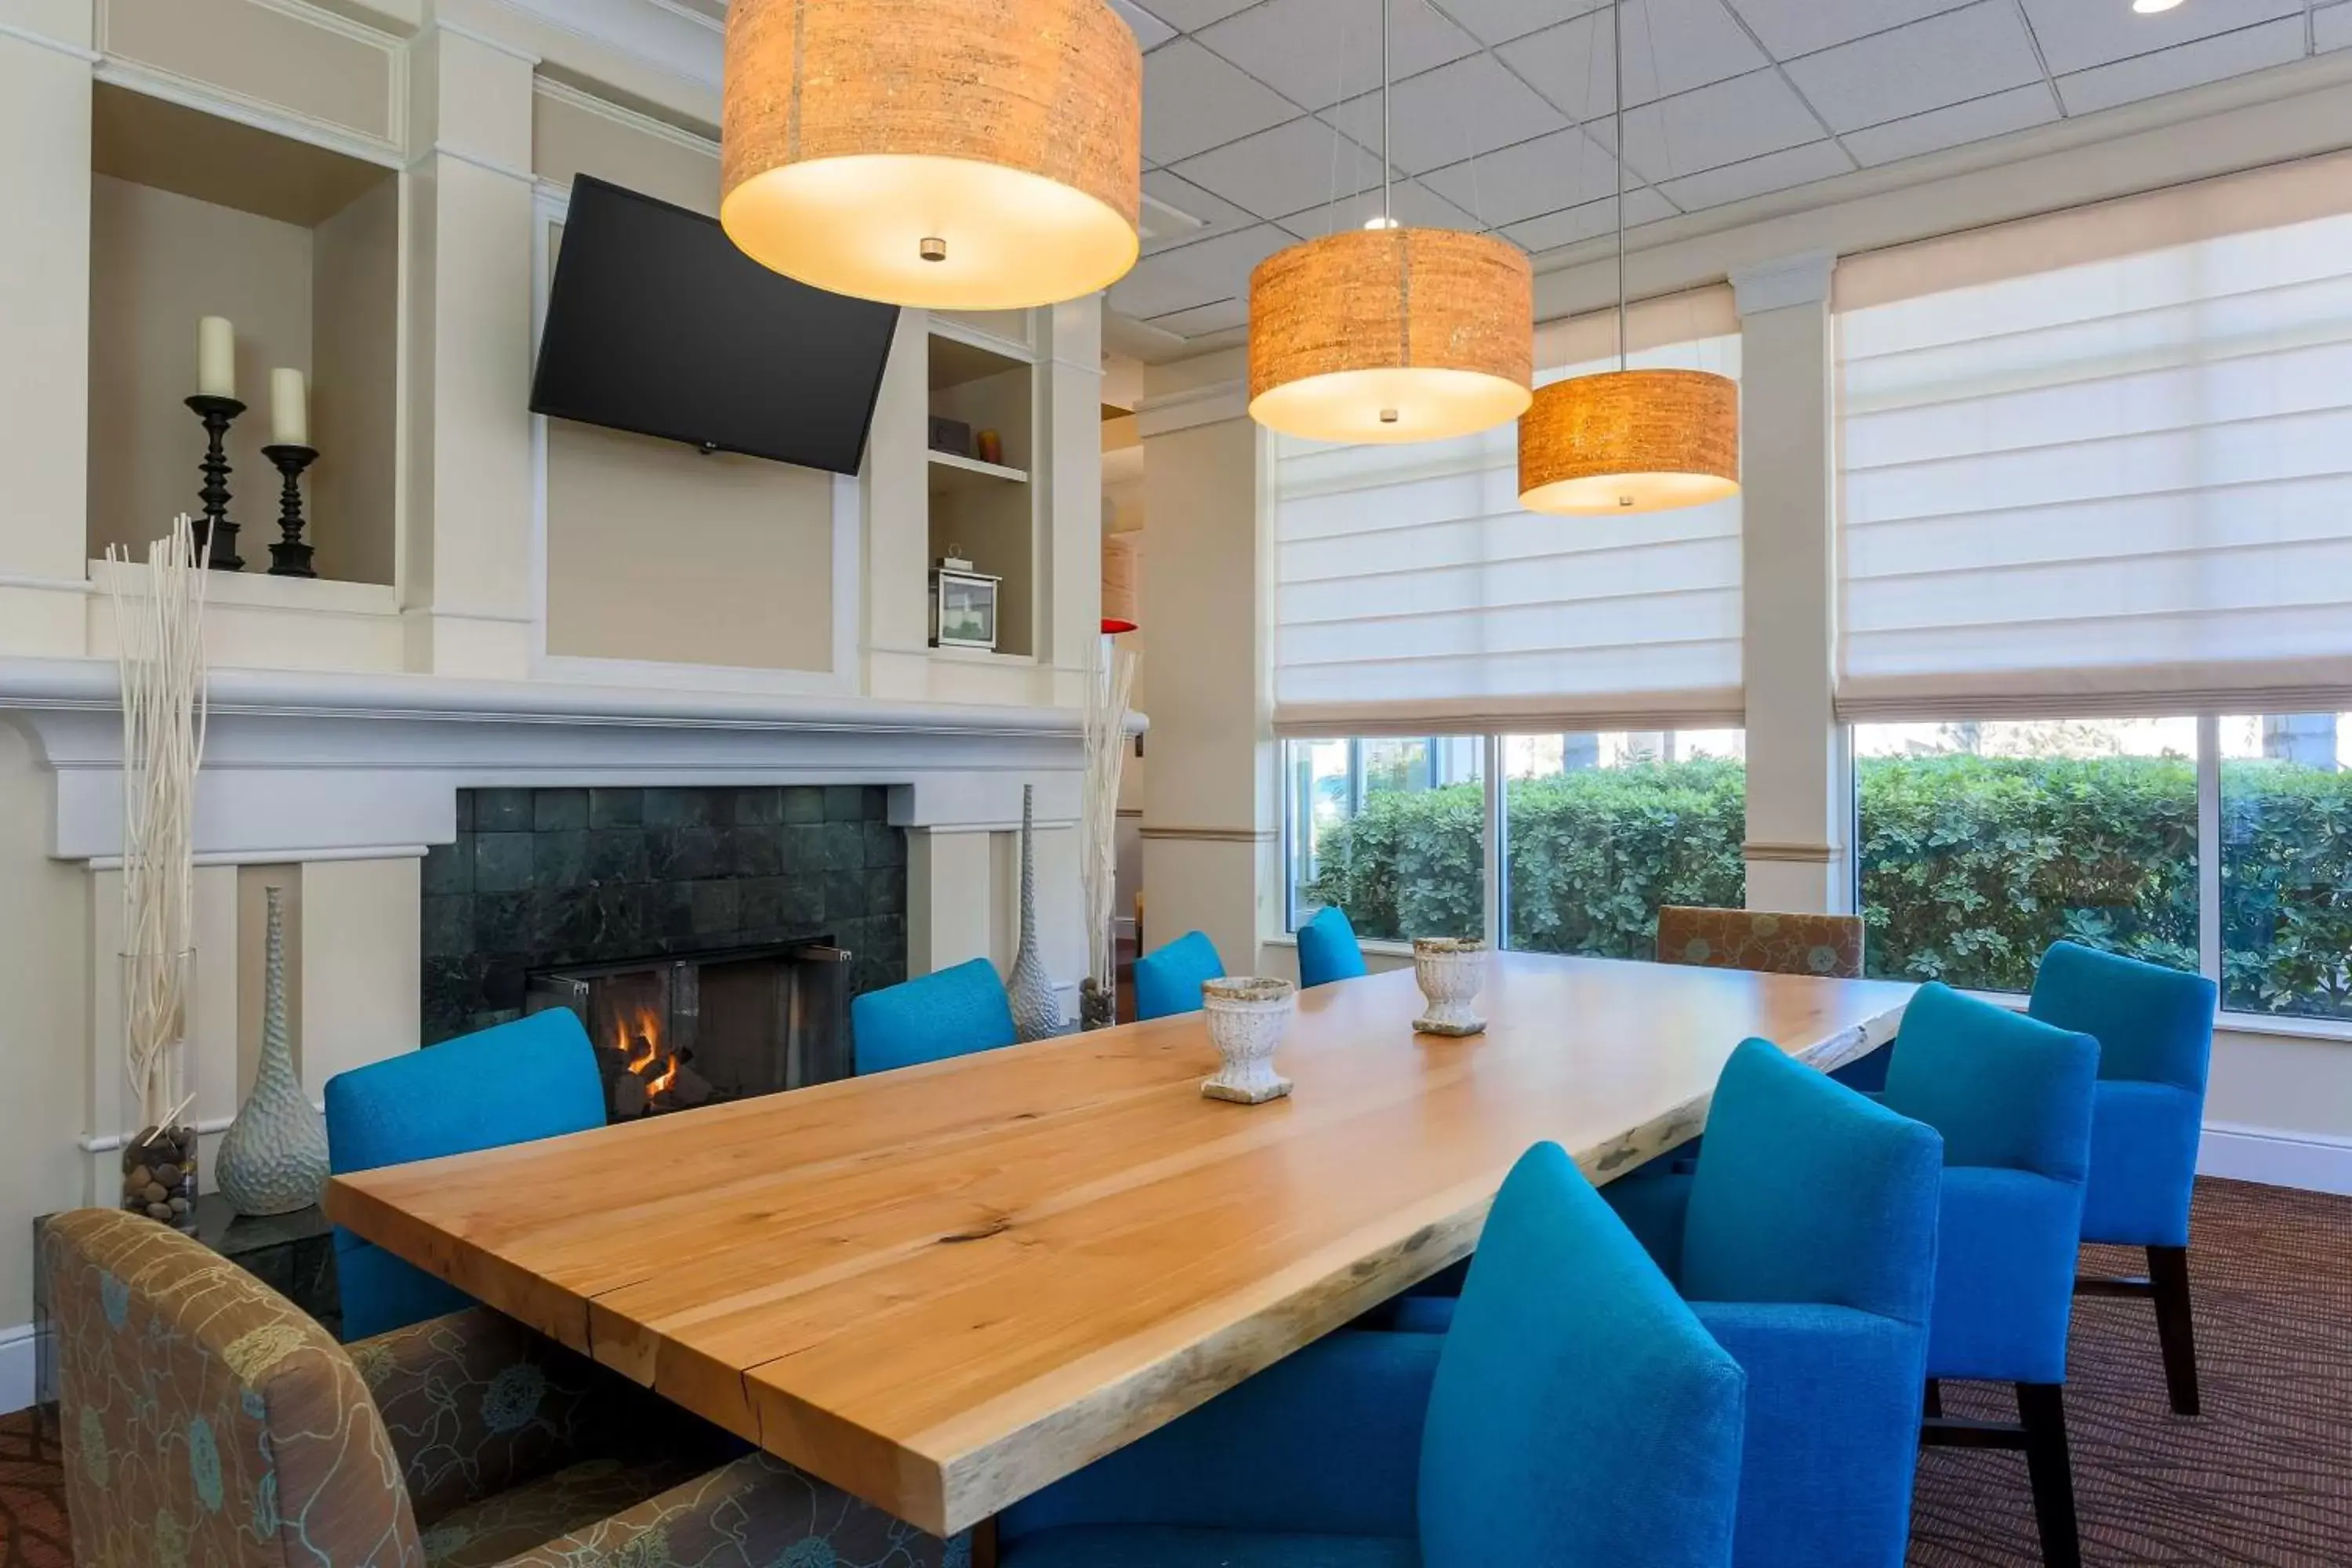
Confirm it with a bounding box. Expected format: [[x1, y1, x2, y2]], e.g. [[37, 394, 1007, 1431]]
[[2199, 1121, 2352, 1196], [0, 1321, 38, 1415]]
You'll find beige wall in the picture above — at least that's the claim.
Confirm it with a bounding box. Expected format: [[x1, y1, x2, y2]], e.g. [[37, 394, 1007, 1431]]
[[310, 178, 401, 586], [0, 725, 90, 1330], [87, 175, 314, 563], [533, 84, 720, 216], [546, 421, 836, 672]]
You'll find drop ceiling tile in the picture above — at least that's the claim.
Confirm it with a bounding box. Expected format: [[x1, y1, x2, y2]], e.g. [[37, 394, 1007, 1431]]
[[2321, 3, 2352, 53], [1584, 67, 1827, 180], [1108, 223, 1295, 319], [1279, 178, 1483, 237], [1108, 0, 1179, 52], [1421, 126, 1621, 227], [2053, 16, 2307, 115], [1498, 0, 1769, 122], [1722, 0, 1980, 60], [1842, 82, 2060, 166], [1143, 41, 1305, 165], [1780, 2, 2043, 135], [1497, 187, 1677, 253], [1168, 115, 1388, 221], [1142, 168, 1262, 252], [2017, 0, 2303, 75], [1433, 0, 1606, 47], [1657, 137, 1853, 210], [1132, 0, 1260, 27], [1319, 54, 1570, 176], [1148, 298, 1253, 337], [1196, 0, 1480, 111]]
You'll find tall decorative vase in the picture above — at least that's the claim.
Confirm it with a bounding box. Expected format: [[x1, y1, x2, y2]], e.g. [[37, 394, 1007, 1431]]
[[1007, 786, 1068, 1041], [216, 887, 331, 1216]]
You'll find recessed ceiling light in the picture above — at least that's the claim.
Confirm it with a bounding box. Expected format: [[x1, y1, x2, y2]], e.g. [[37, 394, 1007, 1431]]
[[2132, 0, 2185, 14]]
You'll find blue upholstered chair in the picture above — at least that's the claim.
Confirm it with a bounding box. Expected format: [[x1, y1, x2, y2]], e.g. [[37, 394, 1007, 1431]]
[[850, 957, 1018, 1076], [2027, 940, 2218, 1415], [1881, 982, 2100, 1568], [1133, 930, 1225, 1021], [324, 1009, 607, 1340], [999, 1142, 1746, 1568], [1297, 906, 1370, 989], [1396, 1040, 1941, 1568]]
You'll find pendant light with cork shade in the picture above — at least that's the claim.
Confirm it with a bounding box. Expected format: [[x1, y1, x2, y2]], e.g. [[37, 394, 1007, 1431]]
[[1517, 0, 1738, 515], [720, 0, 1143, 310], [1246, 0, 1533, 445]]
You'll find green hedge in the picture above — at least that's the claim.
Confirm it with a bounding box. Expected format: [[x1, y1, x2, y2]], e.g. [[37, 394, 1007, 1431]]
[[1296, 754, 2352, 1018]]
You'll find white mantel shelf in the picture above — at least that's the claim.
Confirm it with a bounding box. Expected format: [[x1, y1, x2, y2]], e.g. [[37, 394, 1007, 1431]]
[[0, 657, 1144, 863]]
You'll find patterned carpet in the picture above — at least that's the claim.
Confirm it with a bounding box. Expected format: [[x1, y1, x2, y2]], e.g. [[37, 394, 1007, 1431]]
[[2, 1178, 2345, 1566]]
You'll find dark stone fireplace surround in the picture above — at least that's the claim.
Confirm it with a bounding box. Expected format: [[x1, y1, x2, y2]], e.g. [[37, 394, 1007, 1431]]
[[420, 784, 908, 1044]]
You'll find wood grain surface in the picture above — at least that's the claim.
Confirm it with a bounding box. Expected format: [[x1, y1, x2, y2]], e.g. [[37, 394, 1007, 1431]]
[[328, 953, 1911, 1534]]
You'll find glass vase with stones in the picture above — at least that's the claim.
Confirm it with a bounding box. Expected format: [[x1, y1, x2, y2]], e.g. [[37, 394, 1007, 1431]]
[[119, 949, 200, 1233]]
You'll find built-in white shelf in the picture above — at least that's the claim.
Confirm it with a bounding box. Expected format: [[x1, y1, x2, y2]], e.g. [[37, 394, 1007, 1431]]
[[927, 448, 1030, 486]]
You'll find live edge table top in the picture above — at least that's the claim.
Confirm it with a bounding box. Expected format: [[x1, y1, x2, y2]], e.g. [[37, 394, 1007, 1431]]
[[326, 953, 1912, 1536]]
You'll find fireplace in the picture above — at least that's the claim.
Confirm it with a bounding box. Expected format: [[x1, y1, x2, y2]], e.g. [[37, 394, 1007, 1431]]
[[421, 785, 909, 1067], [525, 940, 851, 1119]]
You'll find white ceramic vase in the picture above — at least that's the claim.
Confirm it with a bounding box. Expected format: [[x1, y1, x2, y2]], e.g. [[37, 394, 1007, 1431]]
[[1006, 785, 1069, 1041], [1200, 977, 1296, 1105], [1412, 938, 1490, 1036]]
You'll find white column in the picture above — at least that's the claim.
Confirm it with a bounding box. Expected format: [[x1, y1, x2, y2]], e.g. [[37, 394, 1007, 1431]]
[[1037, 297, 1105, 708], [1732, 253, 1846, 913], [0, 2, 96, 653], [1136, 360, 1276, 974], [401, 23, 539, 677]]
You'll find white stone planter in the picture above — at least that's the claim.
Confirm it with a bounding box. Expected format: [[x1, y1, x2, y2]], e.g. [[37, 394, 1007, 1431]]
[[1200, 977, 1296, 1105], [1413, 938, 1489, 1036]]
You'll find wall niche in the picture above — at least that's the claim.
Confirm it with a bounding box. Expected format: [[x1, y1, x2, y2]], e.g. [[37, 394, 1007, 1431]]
[[88, 83, 397, 586]]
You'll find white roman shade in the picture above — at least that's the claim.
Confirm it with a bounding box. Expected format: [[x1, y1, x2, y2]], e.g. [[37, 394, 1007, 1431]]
[[1272, 289, 1742, 738], [1836, 154, 2352, 719]]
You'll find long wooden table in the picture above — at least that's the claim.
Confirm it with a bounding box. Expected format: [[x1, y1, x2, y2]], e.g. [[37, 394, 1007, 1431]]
[[327, 953, 1911, 1535]]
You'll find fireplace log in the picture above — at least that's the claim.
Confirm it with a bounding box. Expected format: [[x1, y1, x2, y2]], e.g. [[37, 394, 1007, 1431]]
[[612, 1076, 648, 1119]]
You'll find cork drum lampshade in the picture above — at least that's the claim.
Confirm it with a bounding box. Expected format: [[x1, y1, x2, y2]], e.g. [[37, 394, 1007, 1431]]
[[1517, 368, 1740, 515], [1248, 227, 1535, 445], [720, 0, 1143, 311]]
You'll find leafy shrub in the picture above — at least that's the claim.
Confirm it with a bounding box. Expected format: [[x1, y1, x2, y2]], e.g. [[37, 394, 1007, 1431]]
[[1295, 753, 2352, 1018]]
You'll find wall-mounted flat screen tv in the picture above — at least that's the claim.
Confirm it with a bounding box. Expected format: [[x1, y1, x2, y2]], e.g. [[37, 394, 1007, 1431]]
[[530, 175, 899, 475]]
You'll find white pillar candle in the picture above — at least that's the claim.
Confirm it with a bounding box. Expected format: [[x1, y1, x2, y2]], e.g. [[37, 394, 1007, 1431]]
[[197, 316, 236, 399], [270, 368, 309, 447]]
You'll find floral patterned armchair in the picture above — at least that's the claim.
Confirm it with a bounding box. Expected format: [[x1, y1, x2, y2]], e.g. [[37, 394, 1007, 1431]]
[[43, 1208, 964, 1568]]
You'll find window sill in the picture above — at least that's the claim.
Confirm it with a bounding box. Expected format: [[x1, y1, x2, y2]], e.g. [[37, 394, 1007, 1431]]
[[1264, 932, 1421, 960]]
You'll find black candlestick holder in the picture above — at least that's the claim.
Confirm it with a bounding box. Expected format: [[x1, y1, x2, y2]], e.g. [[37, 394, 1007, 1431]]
[[184, 394, 246, 571], [261, 445, 319, 578]]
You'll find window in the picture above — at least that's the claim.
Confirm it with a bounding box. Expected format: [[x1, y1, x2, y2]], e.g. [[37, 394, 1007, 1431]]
[[1272, 291, 1743, 739], [2220, 713, 2352, 1020], [1283, 730, 1747, 960], [1502, 731, 1745, 960], [1855, 721, 2198, 991], [1285, 738, 1484, 942]]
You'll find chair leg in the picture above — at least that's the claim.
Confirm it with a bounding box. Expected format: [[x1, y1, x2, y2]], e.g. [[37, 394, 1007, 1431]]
[[2016, 1383, 2082, 1568], [2147, 1244, 2201, 1417], [1923, 1377, 1942, 1417]]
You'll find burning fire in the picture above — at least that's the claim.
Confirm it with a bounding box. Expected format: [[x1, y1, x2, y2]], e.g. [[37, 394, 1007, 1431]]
[[615, 1004, 681, 1098]]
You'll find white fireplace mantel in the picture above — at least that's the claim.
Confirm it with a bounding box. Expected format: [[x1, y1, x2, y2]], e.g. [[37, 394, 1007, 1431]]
[[0, 657, 1134, 863]]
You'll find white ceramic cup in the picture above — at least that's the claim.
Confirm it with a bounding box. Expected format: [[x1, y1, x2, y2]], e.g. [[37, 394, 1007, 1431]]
[[1200, 976, 1297, 1104], [1412, 938, 1490, 1036]]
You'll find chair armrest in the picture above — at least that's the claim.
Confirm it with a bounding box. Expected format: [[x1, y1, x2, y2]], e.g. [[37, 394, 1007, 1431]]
[[1000, 1330, 1439, 1544], [1688, 1301, 1929, 1562], [354, 1307, 711, 1525], [489, 1451, 959, 1568]]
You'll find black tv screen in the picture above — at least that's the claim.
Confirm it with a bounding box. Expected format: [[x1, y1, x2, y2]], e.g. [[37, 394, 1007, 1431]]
[[531, 175, 898, 474]]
